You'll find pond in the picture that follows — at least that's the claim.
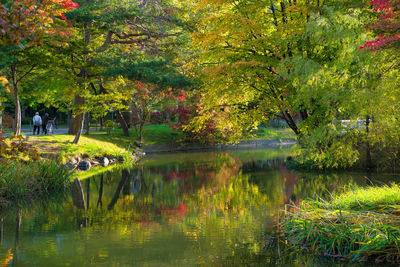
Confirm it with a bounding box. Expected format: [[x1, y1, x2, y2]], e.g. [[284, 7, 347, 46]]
[[1, 148, 400, 266]]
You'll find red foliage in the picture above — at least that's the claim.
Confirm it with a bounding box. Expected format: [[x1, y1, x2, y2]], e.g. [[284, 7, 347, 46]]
[[0, 0, 79, 45], [62, 0, 79, 10], [167, 106, 191, 131], [360, 0, 400, 51], [371, 0, 390, 11]]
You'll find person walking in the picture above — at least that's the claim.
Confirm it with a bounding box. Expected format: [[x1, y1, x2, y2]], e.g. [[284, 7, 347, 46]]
[[42, 113, 49, 135], [33, 112, 42, 135]]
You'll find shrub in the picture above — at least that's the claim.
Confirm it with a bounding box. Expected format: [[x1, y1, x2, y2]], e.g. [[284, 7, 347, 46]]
[[0, 130, 40, 165], [104, 120, 117, 135]]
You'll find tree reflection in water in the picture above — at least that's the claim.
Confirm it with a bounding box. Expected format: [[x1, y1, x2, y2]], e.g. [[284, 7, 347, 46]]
[[0, 149, 395, 266]]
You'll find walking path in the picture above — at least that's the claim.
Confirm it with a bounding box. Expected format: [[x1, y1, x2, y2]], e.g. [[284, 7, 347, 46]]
[[5, 127, 69, 137]]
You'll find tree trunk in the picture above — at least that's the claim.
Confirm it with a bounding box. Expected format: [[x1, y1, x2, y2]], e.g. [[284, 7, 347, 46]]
[[72, 112, 84, 144], [281, 110, 299, 135], [99, 117, 103, 131], [122, 110, 131, 128], [11, 66, 21, 136], [70, 95, 85, 135], [115, 109, 130, 137], [365, 115, 373, 171]]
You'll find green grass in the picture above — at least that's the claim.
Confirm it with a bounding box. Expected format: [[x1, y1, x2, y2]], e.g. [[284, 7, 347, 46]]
[[0, 160, 71, 203], [283, 184, 400, 263], [99, 123, 180, 145], [253, 126, 295, 139], [329, 184, 400, 211], [29, 134, 130, 163]]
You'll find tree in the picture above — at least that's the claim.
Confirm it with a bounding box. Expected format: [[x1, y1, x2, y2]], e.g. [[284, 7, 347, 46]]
[[58, 0, 189, 143], [0, 0, 78, 135]]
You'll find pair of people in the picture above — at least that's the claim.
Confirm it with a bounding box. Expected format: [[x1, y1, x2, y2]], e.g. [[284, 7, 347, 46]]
[[32, 112, 51, 135]]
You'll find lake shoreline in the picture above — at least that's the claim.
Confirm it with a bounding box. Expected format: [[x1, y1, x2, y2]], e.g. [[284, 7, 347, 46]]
[[143, 138, 297, 153]]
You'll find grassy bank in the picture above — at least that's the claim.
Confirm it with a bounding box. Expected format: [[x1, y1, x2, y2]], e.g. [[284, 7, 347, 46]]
[[29, 134, 131, 163], [0, 161, 71, 203], [283, 184, 400, 263]]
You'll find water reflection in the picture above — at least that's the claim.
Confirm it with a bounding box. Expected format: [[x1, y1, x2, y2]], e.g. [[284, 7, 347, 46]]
[[1, 149, 400, 266]]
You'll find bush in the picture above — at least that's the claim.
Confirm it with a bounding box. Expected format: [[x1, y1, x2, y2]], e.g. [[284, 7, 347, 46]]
[[104, 120, 117, 135]]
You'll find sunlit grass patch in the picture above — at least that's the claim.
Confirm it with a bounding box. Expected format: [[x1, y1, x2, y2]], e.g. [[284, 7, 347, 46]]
[[329, 184, 400, 212], [283, 184, 400, 263], [29, 134, 129, 163], [253, 126, 295, 140]]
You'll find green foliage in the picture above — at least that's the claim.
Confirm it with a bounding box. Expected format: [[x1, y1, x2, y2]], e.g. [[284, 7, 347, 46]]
[[101, 58, 192, 89], [103, 119, 116, 135], [185, 0, 400, 169]]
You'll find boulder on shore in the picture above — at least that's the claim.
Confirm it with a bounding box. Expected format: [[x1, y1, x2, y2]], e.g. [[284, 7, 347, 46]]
[[78, 160, 91, 171], [99, 157, 109, 167]]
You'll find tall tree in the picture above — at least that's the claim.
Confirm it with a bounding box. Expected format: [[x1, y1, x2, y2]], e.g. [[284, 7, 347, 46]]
[[0, 0, 78, 135], [60, 0, 188, 143]]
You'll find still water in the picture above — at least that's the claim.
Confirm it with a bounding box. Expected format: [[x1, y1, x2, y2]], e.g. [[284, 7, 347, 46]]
[[2, 149, 400, 266]]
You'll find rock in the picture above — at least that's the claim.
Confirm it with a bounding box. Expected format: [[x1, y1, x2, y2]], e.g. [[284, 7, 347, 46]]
[[134, 141, 142, 148], [90, 160, 100, 166], [99, 157, 109, 167], [78, 160, 91, 171], [69, 158, 78, 165], [118, 156, 125, 163], [64, 163, 76, 171]]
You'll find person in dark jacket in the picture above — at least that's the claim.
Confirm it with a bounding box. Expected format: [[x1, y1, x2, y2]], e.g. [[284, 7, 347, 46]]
[[42, 113, 49, 135]]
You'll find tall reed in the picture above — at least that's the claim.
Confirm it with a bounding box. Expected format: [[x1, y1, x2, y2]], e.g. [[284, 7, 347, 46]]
[[0, 160, 71, 202], [283, 184, 400, 263]]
